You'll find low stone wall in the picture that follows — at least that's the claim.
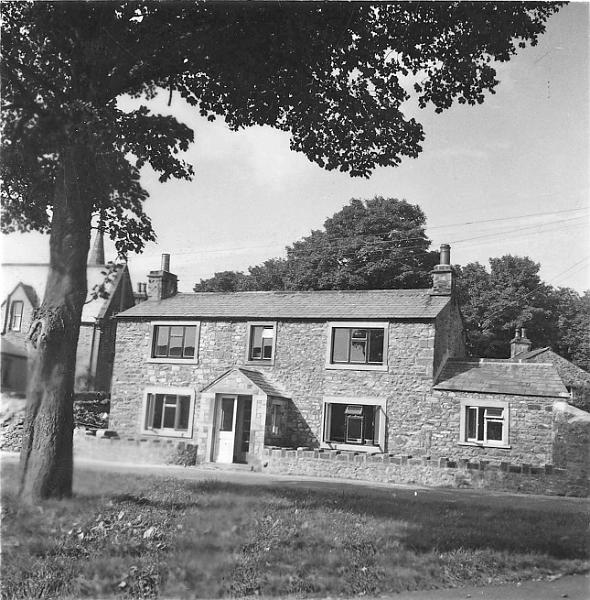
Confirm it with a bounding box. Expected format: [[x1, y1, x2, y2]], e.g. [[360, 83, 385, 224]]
[[73, 429, 197, 466], [262, 448, 589, 497]]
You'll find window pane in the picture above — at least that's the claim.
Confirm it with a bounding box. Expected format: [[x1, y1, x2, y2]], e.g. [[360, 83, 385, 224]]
[[486, 420, 504, 441], [328, 404, 346, 442], [262, 339, 273, 359], [332, 329, 350, 363], [368, 330, 384, 364], [183, 327, 196, 358], [221, 398, 234, 431], [163, 405, 176, 428], [168, 328, 184, 357], [477, 408, 485, 441], [486, 407, 503, 418], [177, 396, 191, 429], [154, 326, 170, 357], [261, 326, 274, 339], [153, 394, 164, 428], [346, 416, 364, 442], [467, 407, 477, 439], [351, 329, 368, 339], [350, 339, 367, 363], [250, 326, 263, 359], [145, 394, 154, 429], [363, 405, 376, 443]]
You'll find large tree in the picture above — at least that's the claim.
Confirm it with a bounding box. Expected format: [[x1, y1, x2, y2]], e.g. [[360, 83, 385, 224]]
[[194, 197, 439, 291], [456, 255, 589, 366], [1, 2, 561, 501]]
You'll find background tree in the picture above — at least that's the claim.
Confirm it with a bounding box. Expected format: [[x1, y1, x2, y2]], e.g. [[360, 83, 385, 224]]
[[195, 197, 438, 292], [456, 255, 589, 366], [1, 2, 562, 502]]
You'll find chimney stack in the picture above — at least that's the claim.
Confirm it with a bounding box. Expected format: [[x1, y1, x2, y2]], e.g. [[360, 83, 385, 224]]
[[147, 254, 178, 301], [430, 244, 453, 296], [510, 327, 532, 358]]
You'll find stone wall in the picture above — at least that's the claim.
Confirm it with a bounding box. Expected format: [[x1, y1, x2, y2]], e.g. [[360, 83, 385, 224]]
[[262, 448, 589, 497], [110, 316, 567, 465], [110, 318, 443, 460], [73, 429, 197, 465]]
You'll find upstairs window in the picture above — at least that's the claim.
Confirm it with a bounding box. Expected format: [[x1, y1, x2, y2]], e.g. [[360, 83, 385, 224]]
[[151, 324, 197, 360], [246, 322, 276, 364], [330, 327, 385, 365], [9, 301, 23, 331]]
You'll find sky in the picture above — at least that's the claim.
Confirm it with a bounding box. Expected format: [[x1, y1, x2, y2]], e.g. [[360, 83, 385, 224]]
[[2, 2, 589, 294]]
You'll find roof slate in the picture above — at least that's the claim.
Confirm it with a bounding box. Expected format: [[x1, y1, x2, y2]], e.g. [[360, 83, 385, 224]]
[[117, 289, 449, 320], [200, 367, 289, 398], [435, 360, 569, 398]]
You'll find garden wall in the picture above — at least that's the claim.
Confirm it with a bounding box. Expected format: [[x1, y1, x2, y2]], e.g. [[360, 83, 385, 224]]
[[261, 447, 589, 497]]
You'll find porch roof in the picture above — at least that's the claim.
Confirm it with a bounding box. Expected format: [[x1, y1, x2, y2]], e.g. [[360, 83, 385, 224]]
[[201, 367, 289, 398]]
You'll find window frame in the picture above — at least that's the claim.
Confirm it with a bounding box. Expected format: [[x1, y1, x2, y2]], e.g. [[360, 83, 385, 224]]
[[459, 398, 510, 448], [321, 396, 387, 452], [245, 321, 277, 366], [9, 300, 24, 332], [325, 321, 389, 371], [140, 386, 196, 438], [147, 321, 200, 364]]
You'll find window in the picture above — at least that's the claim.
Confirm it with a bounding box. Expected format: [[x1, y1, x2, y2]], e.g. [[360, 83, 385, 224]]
[[326, 322, 388, 370], [246, 322, 276, 364], [143, 388, 195, 437], [150, 323, 198, 361], [321, 396, 387, 451], [460, 400, 509, 447], [9, 301, 23, 331]]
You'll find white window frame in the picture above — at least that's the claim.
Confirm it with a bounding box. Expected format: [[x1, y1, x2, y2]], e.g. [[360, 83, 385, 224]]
[[245, 321, 277, 366], [9, 300, 24, 331], [325, 321, 389, 371], [459, 398, 510, 448], [321, 396, 387, 452], [140, 386, 196, 438], [147, 321, 200, 364]]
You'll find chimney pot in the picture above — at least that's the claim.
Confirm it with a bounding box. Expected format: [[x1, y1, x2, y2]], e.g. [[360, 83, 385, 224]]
[[161, 253, 170, 272], [440, 244, 451, 266], [521, 327, 527, 339]]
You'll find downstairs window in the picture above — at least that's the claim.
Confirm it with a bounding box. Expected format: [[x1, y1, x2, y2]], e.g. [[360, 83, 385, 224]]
[[460, 400, 509, 447], [143, 391, 194, 437]]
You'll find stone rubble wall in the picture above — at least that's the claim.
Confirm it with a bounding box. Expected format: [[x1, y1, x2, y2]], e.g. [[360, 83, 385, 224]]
[[73, 429, 197, 466], [262, 447, 589, 497]]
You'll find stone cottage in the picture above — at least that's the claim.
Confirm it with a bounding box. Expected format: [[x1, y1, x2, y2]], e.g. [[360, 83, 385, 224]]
[[1, 232, 136, 394], [108, 246, 581, 469]]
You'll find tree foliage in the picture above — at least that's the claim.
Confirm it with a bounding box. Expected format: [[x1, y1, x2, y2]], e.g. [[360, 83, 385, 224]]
[[194, 197, 438, 292], [456, 256, 590, 368], [1, 1, 563, 501]]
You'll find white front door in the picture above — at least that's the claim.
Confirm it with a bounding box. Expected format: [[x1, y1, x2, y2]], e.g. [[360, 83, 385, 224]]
[[215, 395, 237, 463]]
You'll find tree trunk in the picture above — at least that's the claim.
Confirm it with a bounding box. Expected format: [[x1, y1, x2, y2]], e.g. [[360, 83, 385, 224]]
[[19, 144, 94, 503]]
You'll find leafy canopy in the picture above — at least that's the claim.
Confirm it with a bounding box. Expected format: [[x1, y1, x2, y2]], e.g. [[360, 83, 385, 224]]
[[194, 197, 439, 291], [1, 2, 562, 255]]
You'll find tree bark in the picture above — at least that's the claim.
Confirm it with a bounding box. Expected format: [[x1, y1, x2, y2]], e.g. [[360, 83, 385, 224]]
[[19, 144, 94, 502]]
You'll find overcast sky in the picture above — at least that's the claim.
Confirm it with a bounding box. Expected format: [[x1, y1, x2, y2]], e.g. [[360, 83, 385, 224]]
[[3, 3, 589, 293]]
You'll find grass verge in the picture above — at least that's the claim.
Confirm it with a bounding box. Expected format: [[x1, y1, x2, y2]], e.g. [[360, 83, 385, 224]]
[[1, 462, 588, 598]]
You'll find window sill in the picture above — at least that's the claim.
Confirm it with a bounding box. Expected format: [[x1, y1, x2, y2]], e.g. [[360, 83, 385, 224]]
[[321, 442, 383, 453], [325, 363, 388, 372], [244, 360, 275, 368], [141, 429, 193, 439], [458, 441, 511, 450], [146, 358, 199, 365]]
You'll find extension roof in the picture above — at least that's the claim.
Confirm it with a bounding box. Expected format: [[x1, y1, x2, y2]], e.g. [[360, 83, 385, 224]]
[[434, 359, 569, 398], [116, 289, 449, 320]]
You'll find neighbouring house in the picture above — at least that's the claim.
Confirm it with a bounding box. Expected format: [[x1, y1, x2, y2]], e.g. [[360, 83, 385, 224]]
[[507, 331, 590, 412], [1, 232, 137, 395], [108, 245, 586, 474]]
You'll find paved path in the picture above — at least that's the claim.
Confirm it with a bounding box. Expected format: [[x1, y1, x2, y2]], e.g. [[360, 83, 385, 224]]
[[3, 453, 589, 599]]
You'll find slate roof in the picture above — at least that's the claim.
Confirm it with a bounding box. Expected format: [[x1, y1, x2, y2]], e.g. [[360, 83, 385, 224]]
[[1, 263, 126, 323], [434, 360, 569, 398], [513, 347, 551, 361], [117, 289, 449, 320]]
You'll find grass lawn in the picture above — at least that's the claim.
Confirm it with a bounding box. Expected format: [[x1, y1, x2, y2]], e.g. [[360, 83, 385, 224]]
[[1, 462, 588, 599]]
